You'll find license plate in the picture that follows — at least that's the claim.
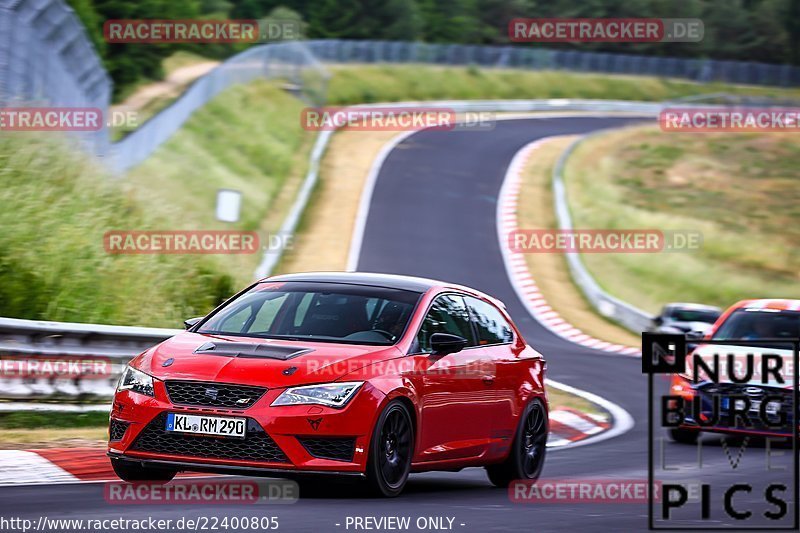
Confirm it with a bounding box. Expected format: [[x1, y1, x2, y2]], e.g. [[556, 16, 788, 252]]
[[166, 413, 246, 438]]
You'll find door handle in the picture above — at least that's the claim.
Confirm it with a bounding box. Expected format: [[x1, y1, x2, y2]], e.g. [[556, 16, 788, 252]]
[[482, 376, 495, 386]]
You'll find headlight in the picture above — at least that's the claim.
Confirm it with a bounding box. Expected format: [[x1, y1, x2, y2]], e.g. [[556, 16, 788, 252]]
[[271, 382, 363, 408], [117, 366, 155, 397]]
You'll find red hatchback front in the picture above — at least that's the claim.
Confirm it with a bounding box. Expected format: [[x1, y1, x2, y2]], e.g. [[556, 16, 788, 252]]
[[108, 272, 548, 496]]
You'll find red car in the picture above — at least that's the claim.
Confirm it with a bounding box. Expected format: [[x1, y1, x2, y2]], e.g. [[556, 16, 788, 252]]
[[108, 272, 548, 496], [667, 299, 800, 443]]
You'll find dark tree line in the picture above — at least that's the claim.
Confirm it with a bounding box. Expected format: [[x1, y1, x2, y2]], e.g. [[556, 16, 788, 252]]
[[67, 0, 800, 97]]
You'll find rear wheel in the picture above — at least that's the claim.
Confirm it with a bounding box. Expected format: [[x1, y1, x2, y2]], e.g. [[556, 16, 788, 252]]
[[111, 459, 177, 483], [668, 428, 699, 444], [365, 400, 414, 497], [486, 398, 547, 488]]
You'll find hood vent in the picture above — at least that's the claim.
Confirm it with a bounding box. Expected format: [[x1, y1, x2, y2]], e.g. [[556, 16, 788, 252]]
[[194, 341, 312, 360]]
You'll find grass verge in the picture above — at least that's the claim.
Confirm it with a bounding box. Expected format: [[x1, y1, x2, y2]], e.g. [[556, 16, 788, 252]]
[[0, 411, 108, 429], [563, 125, 800, 312], [125, 79, 313, 287], [326, 65, 800, 104], [0, 135, 234, 326], [0, 411, 109, 447], [548, 387, 606, 419], [2, 80, 314, 326], [276, 130, 401, 273], [517, 136, 641, 346]]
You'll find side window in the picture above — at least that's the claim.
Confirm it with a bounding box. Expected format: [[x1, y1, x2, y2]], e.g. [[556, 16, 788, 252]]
[[466, 297, 514, 345], [416, 295, 476, 353]]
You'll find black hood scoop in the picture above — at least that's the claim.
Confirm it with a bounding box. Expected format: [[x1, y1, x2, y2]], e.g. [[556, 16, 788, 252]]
[[194, 341, 313, 360]]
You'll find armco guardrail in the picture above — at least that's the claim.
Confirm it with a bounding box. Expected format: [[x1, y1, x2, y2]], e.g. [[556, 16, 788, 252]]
[[552, 133, 654, 334], [111, 42, 330, 173], [0, 317, 178, 404]]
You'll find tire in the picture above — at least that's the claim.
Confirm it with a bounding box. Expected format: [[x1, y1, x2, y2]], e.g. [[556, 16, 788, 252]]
[[486, 398, 547, 488], [365, 400, 414, 497], [111, 459, 177, 483], [669, 427, 699, 444]]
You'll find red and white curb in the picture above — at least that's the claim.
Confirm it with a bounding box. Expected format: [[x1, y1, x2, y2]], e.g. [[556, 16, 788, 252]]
[[547, 408, 610, 448], [497, 137, 640, 357]]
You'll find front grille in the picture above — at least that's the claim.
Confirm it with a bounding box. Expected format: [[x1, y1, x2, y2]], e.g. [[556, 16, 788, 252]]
[[131, 413, 288, 463], [109, 419, 129, 441], [165, 381, 267, 409], [695, 383, 796, 431], [298, 437, 356, 462]]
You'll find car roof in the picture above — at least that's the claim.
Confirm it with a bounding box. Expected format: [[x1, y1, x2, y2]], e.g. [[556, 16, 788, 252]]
[[264, 271, 481, 296], [729, 299, 800, 312]]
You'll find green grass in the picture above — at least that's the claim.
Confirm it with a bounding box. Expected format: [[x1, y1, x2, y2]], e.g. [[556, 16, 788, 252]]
[[548, 387, 605, 418], [563, 125, 800, 313], [125, 80, 312, 286], [0, 411, 108, 429], [326, 65, 800, 104], [0, 134, 235, 326], [1, 80, 313, 327]]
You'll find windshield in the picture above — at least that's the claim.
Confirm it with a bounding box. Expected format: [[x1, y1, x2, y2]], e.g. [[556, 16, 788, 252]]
[[712, 309, 800, 341], [671, 309, 720, 323], [197, 281, 422, 345]]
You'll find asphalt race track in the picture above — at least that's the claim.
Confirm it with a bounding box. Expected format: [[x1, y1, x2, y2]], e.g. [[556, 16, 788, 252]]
[[1, 117, 794, 532]]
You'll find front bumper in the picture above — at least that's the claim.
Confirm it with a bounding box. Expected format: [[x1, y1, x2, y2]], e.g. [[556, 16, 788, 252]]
[[668, 384, 797, 439], [107, 379, 384, 474]]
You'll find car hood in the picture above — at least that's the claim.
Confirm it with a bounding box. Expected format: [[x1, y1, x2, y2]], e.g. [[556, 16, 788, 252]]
[[131, 331, 402, 388], [670, 321, 715, 333]]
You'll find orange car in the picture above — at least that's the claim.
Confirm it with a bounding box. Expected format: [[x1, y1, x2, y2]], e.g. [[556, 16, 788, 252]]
[[666, 299, 799, 443]]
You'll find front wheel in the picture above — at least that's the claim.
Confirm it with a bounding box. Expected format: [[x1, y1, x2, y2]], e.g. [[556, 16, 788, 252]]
[[486, 398, 548, 488], [365, 400, 414, 497], [111, 459, 177, 483]]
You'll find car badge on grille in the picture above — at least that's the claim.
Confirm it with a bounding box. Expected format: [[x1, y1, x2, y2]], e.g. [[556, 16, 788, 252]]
[[744, 386, 764, 396], [307, 417, 322, 431], [204, 387, 219, 400], [236, 398, 252, 406]]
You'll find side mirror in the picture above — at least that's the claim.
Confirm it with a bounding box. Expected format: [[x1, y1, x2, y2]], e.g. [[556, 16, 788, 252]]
[[430, 333, 468, 355], [183, 317, 203, 330], [686, 330, 704, 341], [652, 316, 664, 326]]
